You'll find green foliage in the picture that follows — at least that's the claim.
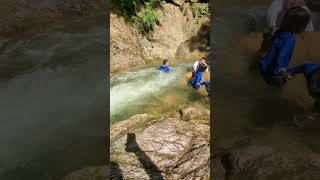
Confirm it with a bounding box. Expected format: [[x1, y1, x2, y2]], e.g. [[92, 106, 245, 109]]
[[111, 0, 144, 19], [190, 3, 209, 19], [111, 0, 160, 19], [137, 10, 159, 33], [145, 0, 161, 9], [111, 0, 161, 33]]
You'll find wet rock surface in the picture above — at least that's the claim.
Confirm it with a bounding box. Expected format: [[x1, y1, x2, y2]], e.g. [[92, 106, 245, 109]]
[[61, 166, 107, 180], [110, 105, 210, 179]]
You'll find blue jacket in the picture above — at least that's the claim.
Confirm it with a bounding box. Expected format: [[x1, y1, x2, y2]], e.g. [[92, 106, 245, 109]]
[[159, 65, 170, 72], [260, 31, 320, 78], [260, 31, 295, 77]]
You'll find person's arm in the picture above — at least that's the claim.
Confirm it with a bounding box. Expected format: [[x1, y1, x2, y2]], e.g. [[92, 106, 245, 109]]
[[303, 6, 314, 32], [266, 0, 283, 28], [193, 61, 199, 72], [288, 64, 320, 76], [287, 64, 307, 75]]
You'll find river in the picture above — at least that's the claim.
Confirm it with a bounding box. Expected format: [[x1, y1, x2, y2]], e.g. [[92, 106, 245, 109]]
[[0, 16, 106, 180], [110, 61, 210, 123]]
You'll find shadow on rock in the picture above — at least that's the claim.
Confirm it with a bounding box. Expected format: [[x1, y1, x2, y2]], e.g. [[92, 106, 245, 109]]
[[125, 133, 164, 180], [110, 161, 124, 180], [188, 21, 210, 52]]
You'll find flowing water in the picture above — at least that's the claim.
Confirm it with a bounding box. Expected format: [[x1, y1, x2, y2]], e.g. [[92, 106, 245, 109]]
[[110, 62, 210, 123], [0, 16, 106, 180], [213, 0, 320, 177]]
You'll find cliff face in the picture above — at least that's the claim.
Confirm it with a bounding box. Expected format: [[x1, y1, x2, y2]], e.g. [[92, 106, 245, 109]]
[[110, 1, 210, 72]]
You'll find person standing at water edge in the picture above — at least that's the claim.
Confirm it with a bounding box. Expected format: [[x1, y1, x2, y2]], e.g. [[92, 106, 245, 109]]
[[159, 59, 170, 73], [260, 7, 320, 88]]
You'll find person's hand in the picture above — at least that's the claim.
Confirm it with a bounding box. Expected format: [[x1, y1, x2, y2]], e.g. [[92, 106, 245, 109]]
[[286, 73, 295, 80], [271, 26, 279, 34], [282, 70, 295, 80]]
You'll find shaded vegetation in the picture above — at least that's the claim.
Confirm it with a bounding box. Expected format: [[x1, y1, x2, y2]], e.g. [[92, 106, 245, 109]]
[[137, 10, 160, 33], [111, 0, 161, 34], [190, 2, 209, 19]]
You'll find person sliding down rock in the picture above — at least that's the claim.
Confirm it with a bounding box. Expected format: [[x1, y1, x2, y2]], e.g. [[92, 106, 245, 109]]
[[260, 0, 314, 55], [190, 63, 209, 90], [192, 57, 208, 78], [260, 7, 316, 87]]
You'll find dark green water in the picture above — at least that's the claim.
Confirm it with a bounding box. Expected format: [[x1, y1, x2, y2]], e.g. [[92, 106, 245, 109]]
[[0, 16, 106, 180]]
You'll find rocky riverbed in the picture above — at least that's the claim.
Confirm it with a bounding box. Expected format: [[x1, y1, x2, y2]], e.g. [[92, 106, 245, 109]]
[[110, 104, 210, 179]]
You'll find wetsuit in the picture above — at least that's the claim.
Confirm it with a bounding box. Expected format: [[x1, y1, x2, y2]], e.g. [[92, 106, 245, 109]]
[[159, 65, 170, 73], [191, 70, 210, 90], [260, 31, 295, 87], [191, 71, 202, 89], [260, 31, 320, 88]]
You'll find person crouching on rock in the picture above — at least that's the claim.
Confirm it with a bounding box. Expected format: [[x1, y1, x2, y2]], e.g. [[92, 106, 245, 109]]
[[191, 63, 209, 89], [259, 0, 314, 56], [192, 57, 208, 77], [259, 7, 313, 87], [159, 59, 170, 73]]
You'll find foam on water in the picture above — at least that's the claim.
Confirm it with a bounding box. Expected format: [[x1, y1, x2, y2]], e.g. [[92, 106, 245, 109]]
[[110, 65, 186, 119]]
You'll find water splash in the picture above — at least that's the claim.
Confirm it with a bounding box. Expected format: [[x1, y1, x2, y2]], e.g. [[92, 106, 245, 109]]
[[110, 65, 187, 119]]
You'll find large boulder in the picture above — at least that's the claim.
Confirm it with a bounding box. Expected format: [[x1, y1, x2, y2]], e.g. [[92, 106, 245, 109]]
[[110, 105, 210, 179], [110, 13, 146, 72], [143, 2, 209, 60], [218, 144, 320, 180]]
